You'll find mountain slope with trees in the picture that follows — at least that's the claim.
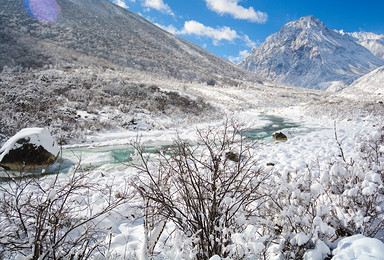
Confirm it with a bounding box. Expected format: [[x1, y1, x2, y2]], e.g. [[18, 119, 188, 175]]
[[0, 0, 261, 84]]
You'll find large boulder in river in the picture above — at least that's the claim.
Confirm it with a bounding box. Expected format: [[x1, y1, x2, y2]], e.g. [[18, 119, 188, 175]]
[[0, 128, 59, 171]]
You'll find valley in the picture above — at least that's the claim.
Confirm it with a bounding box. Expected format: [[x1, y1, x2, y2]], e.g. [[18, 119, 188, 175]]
[[0, 0, 383, 259]]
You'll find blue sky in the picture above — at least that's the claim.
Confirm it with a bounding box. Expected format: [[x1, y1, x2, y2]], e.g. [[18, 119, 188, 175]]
[[110, 0, 384, 63]]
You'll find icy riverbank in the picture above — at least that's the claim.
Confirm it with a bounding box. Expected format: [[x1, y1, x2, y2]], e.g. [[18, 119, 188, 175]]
[[1, 107, 383, 259], [67, 109, 384, 259]]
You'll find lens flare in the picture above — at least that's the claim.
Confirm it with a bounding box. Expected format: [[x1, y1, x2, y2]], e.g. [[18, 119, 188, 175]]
[[23, 0, 61, 23]]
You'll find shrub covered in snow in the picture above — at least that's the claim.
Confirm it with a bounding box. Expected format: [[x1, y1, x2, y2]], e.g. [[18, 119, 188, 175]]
[[0, 66, 217, 145], [258, 126, 384, 259], [130, 123, 384, 259], [0, 122, 383, 259]]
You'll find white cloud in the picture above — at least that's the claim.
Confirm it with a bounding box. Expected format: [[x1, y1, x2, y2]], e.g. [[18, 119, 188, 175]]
[[157, 21, 239, 45], [180, 20, 239, 43], [243, 34, 258, 48], [228, 49, 251, 64], [156, 23, 179, 34], [142, 0, 173, 15], [157, 20, 258, 49], [204, 0, 267, 23], [113, 0, 133, 9]]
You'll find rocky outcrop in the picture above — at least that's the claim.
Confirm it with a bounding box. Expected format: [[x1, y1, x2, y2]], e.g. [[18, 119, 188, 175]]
[[0, 128, 59, 171], [272, 132, 288, 141]]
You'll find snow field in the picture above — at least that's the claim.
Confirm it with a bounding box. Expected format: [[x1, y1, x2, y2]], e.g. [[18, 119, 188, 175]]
[[72, 110, 382, 258], [2, 109, 383, 259]]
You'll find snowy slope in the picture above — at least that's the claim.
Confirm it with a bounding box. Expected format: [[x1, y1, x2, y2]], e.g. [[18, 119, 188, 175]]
[[239, 16, 384, 90], [0, 0, 260, 83], [341, 65, 384, 99]]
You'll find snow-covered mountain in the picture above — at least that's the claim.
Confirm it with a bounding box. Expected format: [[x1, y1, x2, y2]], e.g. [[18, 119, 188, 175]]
[[338, 31, 384, 60], [239, 16, 384, 90], [0, 0, 259, 84]]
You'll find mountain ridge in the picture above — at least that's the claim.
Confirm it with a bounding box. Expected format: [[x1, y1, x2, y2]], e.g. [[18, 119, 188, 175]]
[[337, 30, 384, 60], [239, 15, 384, 90]]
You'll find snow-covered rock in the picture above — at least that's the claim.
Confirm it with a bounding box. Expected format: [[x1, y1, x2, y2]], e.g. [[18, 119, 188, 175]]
[[272, 131, 288, 141], [332, 235, 384, 260], [239, 16, 384, 90], [0, 128, 59, 171], [272, 129, 292, 141]]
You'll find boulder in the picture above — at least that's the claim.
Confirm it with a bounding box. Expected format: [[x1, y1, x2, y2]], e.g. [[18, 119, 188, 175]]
[[225, 151, 239, 162], [272, 131, 288, 141], [0, 128, 59, 171]]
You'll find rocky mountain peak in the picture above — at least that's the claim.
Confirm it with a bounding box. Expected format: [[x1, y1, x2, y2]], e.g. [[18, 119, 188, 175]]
[[239, 16, 384, 90], [288, 15, 325, 29]]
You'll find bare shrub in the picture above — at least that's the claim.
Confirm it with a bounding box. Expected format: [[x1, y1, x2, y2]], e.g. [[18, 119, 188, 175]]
[[131, 121, 271, 259], [0, 161, 132, 259]]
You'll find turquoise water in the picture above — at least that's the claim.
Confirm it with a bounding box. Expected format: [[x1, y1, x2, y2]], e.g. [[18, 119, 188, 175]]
[[62, 145, 145, 166], [111, 147, 135, 163], [0, 115, 301, 179], [77, 115, 301, 167], [241, 115, 300, 140]]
